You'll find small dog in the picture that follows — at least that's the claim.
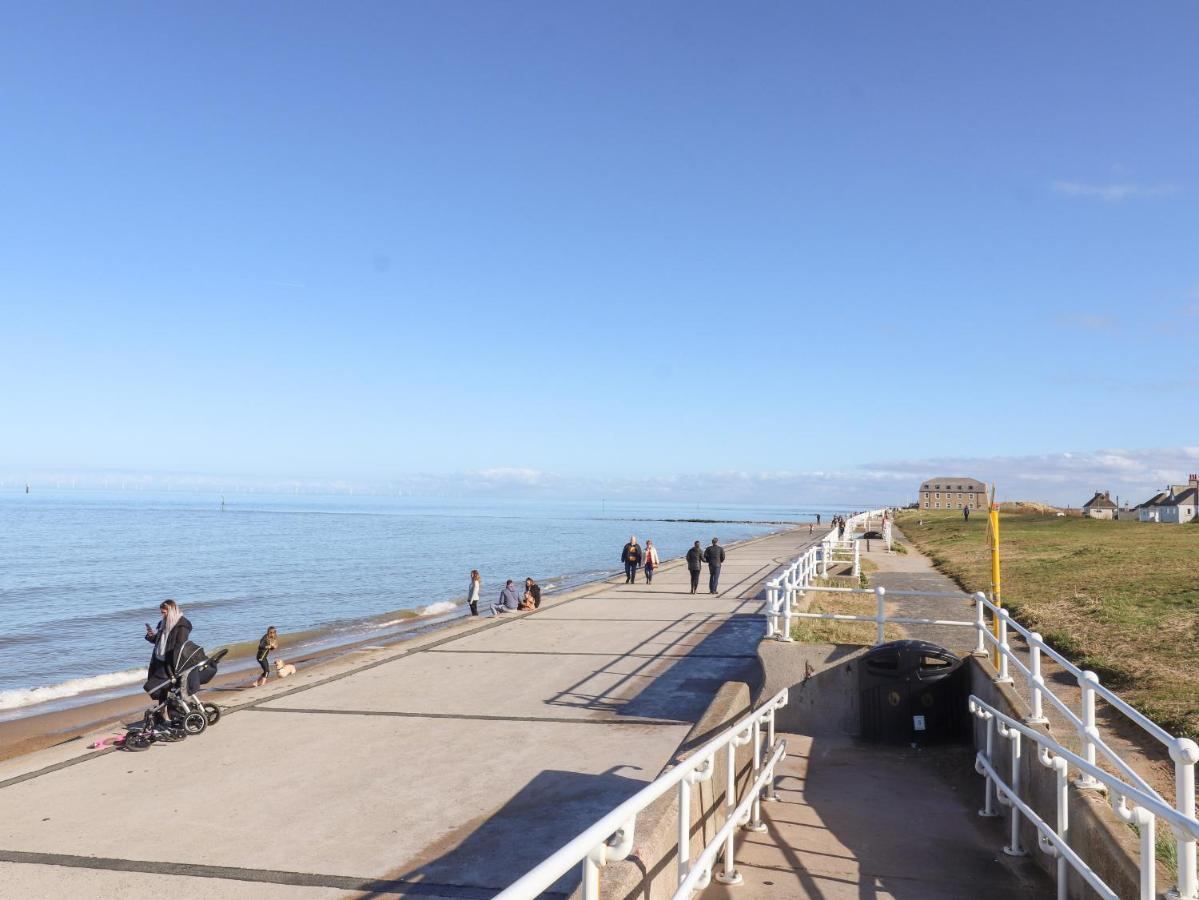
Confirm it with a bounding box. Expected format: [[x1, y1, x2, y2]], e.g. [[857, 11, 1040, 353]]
[[274, 659, 297, 679]]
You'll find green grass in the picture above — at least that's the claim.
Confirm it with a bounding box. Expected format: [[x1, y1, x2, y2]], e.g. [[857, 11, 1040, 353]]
[[790, 565, 901, 645], [896, 510, 1199, 737]]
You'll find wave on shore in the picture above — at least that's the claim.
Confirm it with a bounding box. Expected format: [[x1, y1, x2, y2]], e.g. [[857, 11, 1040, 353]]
[[0, 668, 145, 712]]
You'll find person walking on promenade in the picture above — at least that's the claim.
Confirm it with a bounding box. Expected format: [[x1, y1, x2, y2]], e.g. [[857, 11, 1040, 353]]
[[816, 513, 821, 525], [703, 538, 726, 594], [252, 626, 278, 687], [523, 577, 542, 610], [643, 540, 660, 584], [492, 580, 521, 616], [621, 536, 643, 584], [838, 517, 846, 540], [686, 541, 704, 594], [466, 570, 482, 616]]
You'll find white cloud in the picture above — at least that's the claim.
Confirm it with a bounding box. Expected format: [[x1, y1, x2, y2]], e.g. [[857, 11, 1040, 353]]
[[9, 447, 1199, 508], [1052, 180, 1179, 201]]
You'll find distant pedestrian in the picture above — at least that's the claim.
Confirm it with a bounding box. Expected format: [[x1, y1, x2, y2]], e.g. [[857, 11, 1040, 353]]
[[643, 540, 660, 584], [686, 541, 704, 594], [816, 513, 821, 525], [491, 580, 521, 616], [808, 523, 814, 535], [963, 506, 970, 522], [523, 577, 542, 610], [703, 538, 726, 594], [838, 518, 846, 540], [252, 626, 277, 688], [621, 536, 643, 584], [466, 570, 481, 616]]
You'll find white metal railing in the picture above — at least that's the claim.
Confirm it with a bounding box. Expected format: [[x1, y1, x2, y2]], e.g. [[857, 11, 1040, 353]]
[[495, 689, 790, 900], [761, 534, 1199, 899], [971, 695, 1199, 900]]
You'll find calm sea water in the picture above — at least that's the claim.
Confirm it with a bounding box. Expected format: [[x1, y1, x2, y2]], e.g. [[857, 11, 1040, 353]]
[[0, 490, 838, 718]]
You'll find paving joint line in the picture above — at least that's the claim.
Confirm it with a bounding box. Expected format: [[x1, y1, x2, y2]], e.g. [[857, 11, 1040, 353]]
[[0, 848, 537, 898]]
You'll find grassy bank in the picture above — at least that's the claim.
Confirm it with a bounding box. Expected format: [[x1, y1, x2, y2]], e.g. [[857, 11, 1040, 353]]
[[790, 559, 902, 644], [896, 510, 1199, 736]]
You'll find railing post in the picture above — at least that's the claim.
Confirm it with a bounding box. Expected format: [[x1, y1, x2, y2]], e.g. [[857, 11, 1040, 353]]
[[747, 719, 766, 832], [993, 609, 1013, 685], [677, 779, 691, 886], [973, 592, 987, 655], [714, 742, 743, 885], [821, 540, 829, 577], [853, 539, 860, 578], [1026, 632, 1049, 725], [1054, 757, 1069, 895], [766, 581, 779, 640], [874, 585, 886, 645], [781, 583, 794, 642], [1074, 671, 1102, 790], [979, 714, 998, 818], [1003, 729, 1026, 856], [1169, 738, 1199, 899], [765, 707, 778, 802], [582, 857, 600, 900]]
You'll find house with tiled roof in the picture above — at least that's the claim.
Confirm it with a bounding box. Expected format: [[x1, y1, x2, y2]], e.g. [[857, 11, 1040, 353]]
[[1137, 475, 1199, 523], [1081, 491, 1117, 519]]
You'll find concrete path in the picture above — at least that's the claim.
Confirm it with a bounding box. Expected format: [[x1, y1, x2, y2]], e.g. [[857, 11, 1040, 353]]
[[0, 529, 815, 899], [703, 733, 1053, 899]]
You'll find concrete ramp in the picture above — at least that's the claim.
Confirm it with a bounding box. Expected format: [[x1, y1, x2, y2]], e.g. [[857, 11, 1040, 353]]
[[703, 733, 1053, 899]]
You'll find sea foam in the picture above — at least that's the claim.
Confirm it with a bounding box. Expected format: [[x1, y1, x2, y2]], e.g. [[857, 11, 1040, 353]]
[[418, 600, 458, 617], [0, 668, 145, 711]]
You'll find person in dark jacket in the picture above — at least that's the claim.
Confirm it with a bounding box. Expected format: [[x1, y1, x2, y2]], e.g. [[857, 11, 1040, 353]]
[[703, 538, 726, 594], [492, 580, 521, 616], [621, 537, 643, 584], [143, 599, 193, 701], [524, 578, 542, 609], [685, 541, 704, 594]]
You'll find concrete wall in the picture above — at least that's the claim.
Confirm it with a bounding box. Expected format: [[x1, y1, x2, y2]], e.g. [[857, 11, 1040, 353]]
[[583, 681, 758, 900], [966, 656, 1169, 899], [758, 639, 868, 736]]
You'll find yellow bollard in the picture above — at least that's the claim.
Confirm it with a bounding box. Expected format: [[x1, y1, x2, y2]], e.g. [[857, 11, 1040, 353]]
[[987, 484, 1002, 670]]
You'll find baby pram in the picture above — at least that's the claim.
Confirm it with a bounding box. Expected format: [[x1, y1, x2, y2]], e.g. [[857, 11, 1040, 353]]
[[124, 643, 228, 751]]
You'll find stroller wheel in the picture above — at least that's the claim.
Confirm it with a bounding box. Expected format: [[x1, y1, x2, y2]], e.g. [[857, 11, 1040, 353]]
[[203, 703, 221, 726], [123, 731, 152, 752], [182, 711, 208, 735]]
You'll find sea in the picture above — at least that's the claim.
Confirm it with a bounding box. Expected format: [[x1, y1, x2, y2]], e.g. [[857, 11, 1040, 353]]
[[0, 489, 843, 721]]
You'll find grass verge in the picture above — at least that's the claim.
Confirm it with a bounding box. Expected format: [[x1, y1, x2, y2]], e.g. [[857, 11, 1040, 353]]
[[896, 510, 1199, 737]]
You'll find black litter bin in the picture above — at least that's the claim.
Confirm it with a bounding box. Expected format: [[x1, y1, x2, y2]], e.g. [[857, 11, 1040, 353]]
[[859, 640, 968, 743]]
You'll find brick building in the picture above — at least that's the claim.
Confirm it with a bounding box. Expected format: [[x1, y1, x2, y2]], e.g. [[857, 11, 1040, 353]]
[[918, 477, 987, 511]]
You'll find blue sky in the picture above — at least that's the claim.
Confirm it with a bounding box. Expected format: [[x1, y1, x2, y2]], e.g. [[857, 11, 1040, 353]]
[[2, 3, 1196, 503]]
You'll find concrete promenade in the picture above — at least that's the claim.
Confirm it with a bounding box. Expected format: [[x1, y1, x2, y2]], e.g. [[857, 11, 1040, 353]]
[[0, 528, 817, 899]]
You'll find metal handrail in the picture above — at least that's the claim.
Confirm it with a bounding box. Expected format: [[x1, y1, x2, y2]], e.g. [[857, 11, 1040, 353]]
[[495, 689, 789, 900], [970, 695, 1199, 900], [761, 534, 1199, 899]]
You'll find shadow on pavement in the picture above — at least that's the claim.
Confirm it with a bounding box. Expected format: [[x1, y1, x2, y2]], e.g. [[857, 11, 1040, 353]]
[[387, 766, 649, 898]]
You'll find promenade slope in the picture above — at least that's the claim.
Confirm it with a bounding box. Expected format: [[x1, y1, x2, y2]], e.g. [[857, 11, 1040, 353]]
[[0, 528, 817, 899]]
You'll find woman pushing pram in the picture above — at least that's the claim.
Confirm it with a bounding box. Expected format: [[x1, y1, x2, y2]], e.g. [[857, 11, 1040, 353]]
[[126, 600, 226, 750]]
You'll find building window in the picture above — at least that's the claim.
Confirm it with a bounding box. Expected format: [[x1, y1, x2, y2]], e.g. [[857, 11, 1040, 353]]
[[934, 502, 940, 509], [923, 502, 929, 508]]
